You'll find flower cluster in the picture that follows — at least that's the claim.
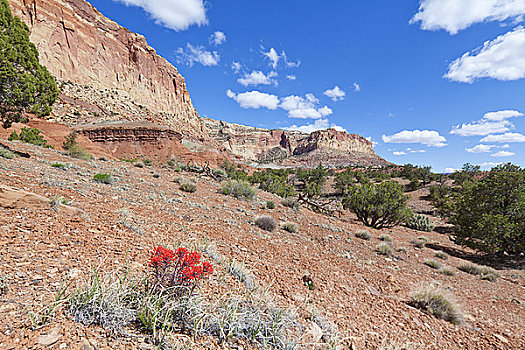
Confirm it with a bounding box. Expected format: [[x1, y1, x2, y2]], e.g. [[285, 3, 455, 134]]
[[148, 246, 212, 295]]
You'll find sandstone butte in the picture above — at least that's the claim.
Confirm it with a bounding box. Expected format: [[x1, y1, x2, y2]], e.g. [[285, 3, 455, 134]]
[[7, 0, 389, 168]]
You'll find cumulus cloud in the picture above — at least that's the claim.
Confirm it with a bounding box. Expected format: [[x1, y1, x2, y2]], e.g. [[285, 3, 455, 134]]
[[115, 0, 207, 31], [323, 86, 346, 102], [280, 94, 332, 119], [466, 144, 494, 153], [284, 119, 345, 134], [176, 43, 219, 66], [450, 109, 522, 136], [393, 151, 406, 156], [410, 0, 525, 35], [353, 82, 361, 92], [237, 71, 278, 86], [491, 150, 515, 157], [480, 132, 525, 142], [445, 27, 525, 83], [382, 130, 447, 147], [209, 31, 226, 45], [479, 161, 504, 169], [444, 167, 461, 173], [226, 90, 279, 110], [286, 75, 297, 80]]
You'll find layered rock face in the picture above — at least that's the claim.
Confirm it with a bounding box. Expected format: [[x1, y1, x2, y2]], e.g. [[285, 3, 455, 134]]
[[8, 0, 204, 138], [203, 119, 388, 167]]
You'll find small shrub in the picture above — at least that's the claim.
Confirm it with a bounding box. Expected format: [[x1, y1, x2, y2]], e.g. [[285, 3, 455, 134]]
[[266, 200, 275, 209], [438, 267, 455, 276], [0, 145, 15, 159], [255, 216, 276, 232], [406, 213, 435, 232], [355, 229, 372, 240], [397, 247, 408, 254], [51, 162, 67, 169], [281, 197, 300, 210], [93, 173, 113, 185], [376, 243, 393, 256], [409, 286, 463, 324], [62, 133, 93, 160], [142, 159, 152, 166], [423, 259, 441, 269], [281, 222, 298, 233], [212, 168, 227, 178], [9, 127, 52, 148], [221, 180, 256, 200], [434, 251, 448, 260], [458, 262, 499, 281], [179, 182, 197, 193], [410, 237, 428, 249], [378, 234, 392, 242], [343, 181, 410, 229]]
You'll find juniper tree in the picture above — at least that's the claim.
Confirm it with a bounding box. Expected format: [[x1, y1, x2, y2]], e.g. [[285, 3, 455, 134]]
[[0, 0, 57, 128]]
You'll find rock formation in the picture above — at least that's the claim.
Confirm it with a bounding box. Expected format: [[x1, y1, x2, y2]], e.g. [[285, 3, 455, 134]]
[[203, 119, 388, 167], [7, 0, 205, 138]]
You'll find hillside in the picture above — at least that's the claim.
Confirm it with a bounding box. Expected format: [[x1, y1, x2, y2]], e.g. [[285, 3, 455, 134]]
[[0, 140, 523, 349]]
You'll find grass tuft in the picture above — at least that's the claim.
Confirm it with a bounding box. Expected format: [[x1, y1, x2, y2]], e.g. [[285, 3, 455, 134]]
[[458, 262, 499, 282], [355, 229, 372, 240], [423, 259, 442, 269], [281, 222, 298, 233], [376, 242, 394, 256], [409, 285, 464, 324], [281, 197, 300, 210], [221, 180, 256, 200], [93, 173, 114, 185], [179, 181, 197, 193], [255, 216, 276, 232]]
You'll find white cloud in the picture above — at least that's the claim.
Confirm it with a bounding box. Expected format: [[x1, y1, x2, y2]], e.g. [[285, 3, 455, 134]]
[[323, 86, 346, 102], [226, 90, 279, 110], [209, 31, 226, 45], [445, 27, 525, 83], [231, 61, 242, 73], [491, 150, 515, 157], [382, 130, 447, 147], [284, 119, 345, 134], [115, 0, 207, 31], [466, 144, 494, 153], [176, 43, 219, 66], [410, 0, 525, 35], [353, 82, 361, 92], [483, 110, 523, 121], [450, 120, 512, 136], [237, 71, 278, 87], [393, 151, 407, 156], [444, 167, 461, 173], [480, 132, 525, 142], [280, 94, 331, 119], [450, 109, 522, 136], [479, 161, 503, 169], [263, 48, 279, 69], [286, 75, 297, 80], [365, 136, 379, 147]]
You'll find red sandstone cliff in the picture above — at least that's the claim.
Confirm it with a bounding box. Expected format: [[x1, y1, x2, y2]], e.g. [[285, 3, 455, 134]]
[[7, 0, 206, 138]]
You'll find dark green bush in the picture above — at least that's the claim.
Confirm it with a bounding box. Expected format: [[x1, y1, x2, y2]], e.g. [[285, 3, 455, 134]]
[[343, 181, 410, 229], [450, 163, 525, 254], [93, 173, 113, 185], [8, 127, 52, 148], [0, 0, 58, 128], [266, 200, 275, 209]]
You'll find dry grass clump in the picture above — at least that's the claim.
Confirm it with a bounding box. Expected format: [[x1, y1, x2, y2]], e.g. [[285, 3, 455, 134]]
[[409, 285, 464, 324], [255, 216, 276, 232], [458, 262, 499, 282], [355, 229, 372, 240], [179, 181, 197, 193], [438, 267, 455, 276], [281, 222, 298, 233], [226, 260, 257, 291], [378, 234, 392, 242], [434, 251, 448, 260], [376, 242, 394, 256], [410, 237, 428, 249], [221, 180, 256, 200], [423, 259, 441, 269], [281, 197, 300, 210]]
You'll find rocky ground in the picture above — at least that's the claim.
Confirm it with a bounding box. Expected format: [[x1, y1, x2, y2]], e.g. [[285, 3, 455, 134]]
[[0, 140, 524, 349]]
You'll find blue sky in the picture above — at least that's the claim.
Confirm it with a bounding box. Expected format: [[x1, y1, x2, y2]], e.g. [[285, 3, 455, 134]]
[[88, 0, 525, 172]]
